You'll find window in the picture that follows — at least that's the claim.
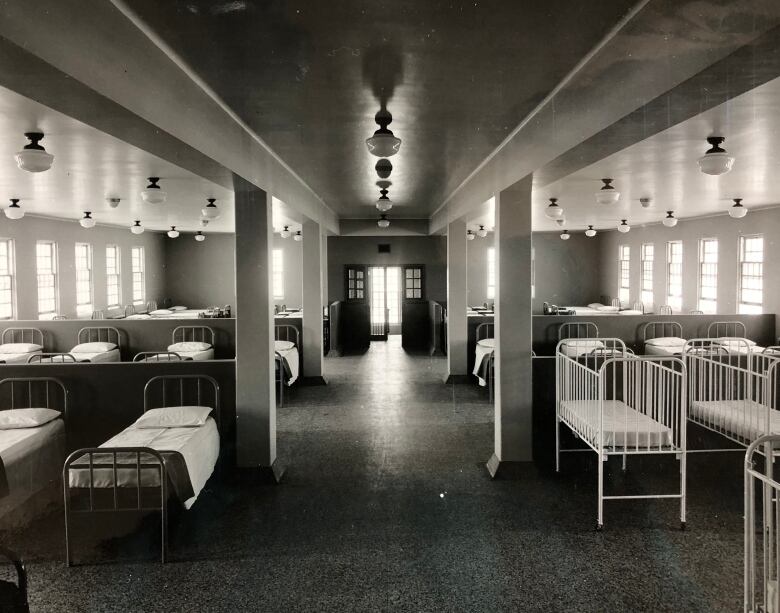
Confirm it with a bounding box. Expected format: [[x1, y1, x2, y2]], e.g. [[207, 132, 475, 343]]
[[404, 266, 425, 300], [666, 241, 683, 312], [345, 265, 366, 302], [36, 241, 58, 319], [487, 247, 496, 300], [75, 243, 93, 317], [131, 246, 145, 304], [106, 245, 121, 308], [739, 235, 764, 314], [698, 238, 718, 314], [272, 249, 284, 300], [0, 239, 15, 319], [641, 243, 654, 308], [618, 245, 630, 305]]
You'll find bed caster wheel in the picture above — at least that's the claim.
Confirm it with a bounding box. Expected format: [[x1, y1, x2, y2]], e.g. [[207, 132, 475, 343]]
[[595, 524, 603, 532], [680, 522, 687, 531]]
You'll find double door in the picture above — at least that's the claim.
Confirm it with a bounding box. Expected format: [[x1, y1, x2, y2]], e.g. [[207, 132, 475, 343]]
[[368, 266, 402, 340]]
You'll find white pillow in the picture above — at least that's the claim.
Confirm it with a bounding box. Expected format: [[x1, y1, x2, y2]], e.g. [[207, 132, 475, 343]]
[[477, 338, 494, 349], [646, 337, 686, 347], [274, 340, 295, 351], [0, 343, 42, 354], [597, 306, 620, 312], [150, 309, 173, 315], [0, 408, 60, 429], [170, 306, 187, 311], [72, 342, 117, 353], [562, 340, 604, 356], [135, 406, 213, 429], [715, 337, 756, 347], [587, 303, 604, 309], [168, 341, 211, 352]]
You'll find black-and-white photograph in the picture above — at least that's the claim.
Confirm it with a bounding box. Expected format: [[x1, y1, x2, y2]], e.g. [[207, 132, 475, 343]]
[[0, 1, 778, 611]]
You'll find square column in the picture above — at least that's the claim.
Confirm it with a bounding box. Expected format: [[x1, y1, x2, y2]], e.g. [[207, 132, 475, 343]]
[[487, 176, 533, 477], [446, 218, 468, 381], [233, 175, 282, 481], [302, 218, 326, 383]]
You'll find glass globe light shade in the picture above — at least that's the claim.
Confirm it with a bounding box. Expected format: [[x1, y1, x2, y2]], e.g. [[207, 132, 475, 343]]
[[130, 221, 144, 235], [167, 226, 180, 238]]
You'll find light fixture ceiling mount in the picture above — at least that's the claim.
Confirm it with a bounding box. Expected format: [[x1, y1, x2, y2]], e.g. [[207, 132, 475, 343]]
[[662, 211, 678, 227], [130, 220, 144, 235], [728, 198, 747, 219], [4, 199, 23, 220], [15, 132, 54, 173], [280, 225, 291, 239], [202, 198, 220, 220], [376, 188, 393, 212], [585, 225, 597, 238], [377, 214, 390, 228], [79, 211, 95, 229], [595, 178, 620, 205], [366, 109, 402, 157], [141, 177, 167, 204], [167, 226, 180, 238], [617, 219, 630, 233], [545, 197, 563, 219], [697, 136, 734, 176]]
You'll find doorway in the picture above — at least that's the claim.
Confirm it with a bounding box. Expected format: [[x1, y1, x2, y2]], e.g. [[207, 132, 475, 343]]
[[368, 266, 402, 340]]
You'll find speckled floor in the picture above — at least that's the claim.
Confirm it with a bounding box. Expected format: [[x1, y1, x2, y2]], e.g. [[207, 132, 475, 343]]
[[0, 337, 745, 612]]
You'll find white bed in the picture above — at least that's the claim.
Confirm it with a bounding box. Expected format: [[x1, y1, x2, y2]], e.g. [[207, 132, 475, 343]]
[[0, 350, 43, 364], [690, 399, 778, 442], [0, 329, 45, 364], [70, 347, 121, 363], [71, 327, 122, 363], [558, 339, 605, 357], [645, 337, 687, 356], [166, 343, 214, 361], [275, 340, 299, 385]]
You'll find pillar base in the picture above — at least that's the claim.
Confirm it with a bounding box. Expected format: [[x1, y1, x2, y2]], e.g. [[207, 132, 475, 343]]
[[444, 374, 471, 384], [486, 454, 532, 480], [301, 375, 328, 386], [236, 461, 285, 484]]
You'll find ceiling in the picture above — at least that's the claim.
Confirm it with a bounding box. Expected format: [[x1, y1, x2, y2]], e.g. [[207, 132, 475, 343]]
[[122, 0, 640, 219], [531, 74, 780, 233]]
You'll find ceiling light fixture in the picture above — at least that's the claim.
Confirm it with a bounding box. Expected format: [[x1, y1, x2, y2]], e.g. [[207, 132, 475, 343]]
[[560, 230, 570, 241], [130, 220, 144, 235], [728, 198, 747, 219], [4, 199, 23, 220], [377, 214, 390, 228], [545, 197, 563, 219], [79, 211, 96, 229], [662, 211, 678, 227], [697, 136, 734, 176], [15, 132, 54, 173], [466, 229, 476, 241], [617, 219, 630, 233], [555, 218, 566, 227], [107, 197, 121, 209], [476, 225, 488, 238], [595, 178, 620, 205], [375, 159, 393, 179], [167, 226, 180, 238], [141, 177, 167, 204], [202, 198, 220, 220], [366, 109, 402, 157], [293, 231, 303, 242], [199, 218, 209, 228], [376, 188, 393, 212], [195, 231, 206, 242], [585, 225, 597, 238], [280, 225, 291, 239], [640, 197, 652, 209]]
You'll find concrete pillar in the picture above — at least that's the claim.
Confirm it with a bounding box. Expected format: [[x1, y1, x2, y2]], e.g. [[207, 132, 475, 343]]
[[233, 175, 282, 481], [446, 218, 468, 381], [302, 218, 326, 383], [487, 175, 533, 477], [320, 228, 329, 308]]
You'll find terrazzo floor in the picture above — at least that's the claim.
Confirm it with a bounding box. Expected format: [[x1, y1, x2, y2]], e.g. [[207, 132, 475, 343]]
[[0, 336, 747, 612]]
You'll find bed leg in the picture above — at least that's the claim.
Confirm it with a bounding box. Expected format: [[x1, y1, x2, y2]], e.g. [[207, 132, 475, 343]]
[[161, 499, 167, 564], [597, 451, 604, 530], [554, 418, 560, 473], [621, 453, 627, 472], [680, 450, 687, 529], [63, 478, 73, 567]]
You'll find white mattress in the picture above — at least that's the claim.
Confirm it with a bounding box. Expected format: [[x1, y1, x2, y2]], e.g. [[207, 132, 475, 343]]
[[0, 418, 66, 498], [150, 309, 204, 319], [645, 343, 686, 356], [275, 342, 299, 385], [68, 417, 219, 509], [0, 350, 42, 364], [71, 348, 121, 363], [559, 399, 674, 448], [559, 339, 604, 357], [690, 399, 779, 442]]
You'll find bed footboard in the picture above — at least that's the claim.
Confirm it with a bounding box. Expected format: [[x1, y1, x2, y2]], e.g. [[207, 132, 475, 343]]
[[63, 447, 168, 565]]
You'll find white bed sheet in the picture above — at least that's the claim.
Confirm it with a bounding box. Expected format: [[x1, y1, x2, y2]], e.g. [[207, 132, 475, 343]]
[[559, 339, 605, 357], [68, 417, 219, 509], [0, 351, 42, 364], [71, 348, 121, 363], [150, 309, 205, 319], [472, 339, 494, 386], [275, 342, 299, 385], [0, 419, 65, 495], [559, 399, 673, 448], [690, 399, 779, 441]]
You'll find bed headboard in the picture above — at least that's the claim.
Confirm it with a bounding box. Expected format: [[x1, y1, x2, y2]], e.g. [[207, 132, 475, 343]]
[[132, 351, 185, 362], [658, 305, 673, 315], [172, 325, 215, 346], [0, 377, 67, 420], [274, 324, 300, 347], [643, 321, 683, 342], [610, 298, 621, 308], [476, 323, 494, 342], [143, 375, 220, 430], [124, 304, 136, 317], [707, 321, 747, 339], [631, 301, 645, 314], [77, 326, 121, 347], [558, 321, 599, 341], [1, 327, 43, 347], [28, 353, 77, 364]]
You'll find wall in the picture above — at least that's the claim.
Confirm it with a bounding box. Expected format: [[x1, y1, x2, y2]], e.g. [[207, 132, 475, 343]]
[[467, 232, 601, 313], [597, 207, 780, 318], [2, 215, 165, 319], [327, 236, 447, 303]]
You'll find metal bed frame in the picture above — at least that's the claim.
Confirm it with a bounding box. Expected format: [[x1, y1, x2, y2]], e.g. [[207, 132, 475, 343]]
[[708, 321, 748, 339], [558, 321, 599, 341], [475, 323, 495, 401], [171, 326, 215, 346], [77, 326, 121, 347], [91, 310, 104, 320], [745, 434, 780, 613], [132, 352, 185, 362], [63, 374, 220, 565], [642, 321, 684, 355], [555, 339, 687, 530], [631, 301, 645, 314], [27, 353, 77, 364], [124, 304, 136, 318], [0, 377, 67, 417], [659, 305, 673, 315], [274, 325, 301, 407], [610, 298, 621, 308], [1, 328, 43, 347]]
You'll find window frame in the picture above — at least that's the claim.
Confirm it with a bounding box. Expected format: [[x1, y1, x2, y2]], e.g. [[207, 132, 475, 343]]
[[75, 242, 94, 317], [618, 244, 630, 305], [131, 246, 145, 305], [666, 240, 683, 312], [0, 238, 16, 320], [36, 240, 59, 319], [105, 244, 122, 309], [697, 237, 718, 314], [738, 234, 764, 314], [403, 265, 426, 302], [640, 243, 654, 308]]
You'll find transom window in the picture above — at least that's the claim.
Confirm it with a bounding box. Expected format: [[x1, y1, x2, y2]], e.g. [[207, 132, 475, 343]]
[[404, 266, 424, 300], [618, 245, 630, 305], [641, 243, 653, 308], [738, 235, 764, 314], [666, 241, 683, 312], [697, 238, 718, 314], [75, 243, 93, 317], [131, 246, 145, 304], [345, 266, 366, 302], [272, 249, 284, 300], [36, 241, 58, 319], [0, 239, 15, 319], [106, 245, 121, 308], [486, 247, 496, 300]]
